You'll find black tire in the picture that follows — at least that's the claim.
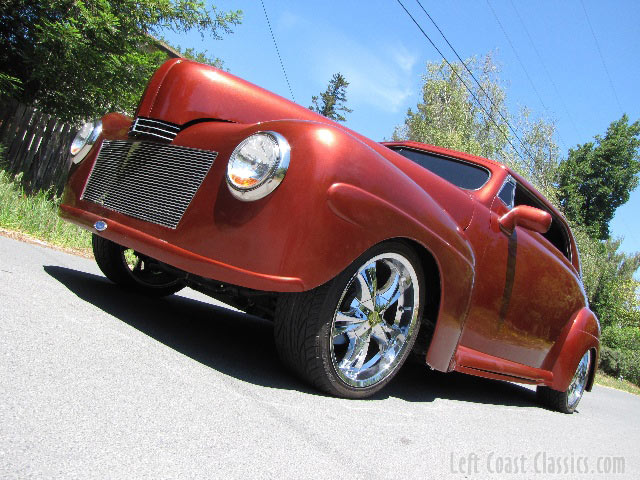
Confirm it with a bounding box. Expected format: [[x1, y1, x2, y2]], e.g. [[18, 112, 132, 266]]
[[274, 241, 425, 398], [537, 350, 592, 414], [92, 234, 184, 297]]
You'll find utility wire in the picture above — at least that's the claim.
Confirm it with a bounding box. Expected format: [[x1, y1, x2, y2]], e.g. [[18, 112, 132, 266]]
[[580, 0, 623, 114], [485, 0, 550, 116], [488, 0, 569, 151], [261, 0, 296, 102], [396, 0, 535, 166], [413, 0, 536, 163], [509, 0, 579, 144]]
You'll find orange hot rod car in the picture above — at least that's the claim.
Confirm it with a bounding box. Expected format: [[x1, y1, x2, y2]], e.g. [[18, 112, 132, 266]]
[[60, 59, 599, 412]]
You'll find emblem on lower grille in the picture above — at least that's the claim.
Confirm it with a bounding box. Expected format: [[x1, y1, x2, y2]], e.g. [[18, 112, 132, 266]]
[[94, 220, 108, 232]]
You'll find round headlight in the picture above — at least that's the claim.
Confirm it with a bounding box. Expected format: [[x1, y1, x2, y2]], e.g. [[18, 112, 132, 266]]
[[70, 120, 102, 164], [226, 131, 290, 201]]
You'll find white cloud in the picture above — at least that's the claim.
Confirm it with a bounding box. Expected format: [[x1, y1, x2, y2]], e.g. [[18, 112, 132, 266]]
[[389, 44, 418, 74], [308, 34, 417, 113]]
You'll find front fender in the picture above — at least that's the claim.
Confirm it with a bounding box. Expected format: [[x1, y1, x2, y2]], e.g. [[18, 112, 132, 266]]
[[324, 183, 476, 372]]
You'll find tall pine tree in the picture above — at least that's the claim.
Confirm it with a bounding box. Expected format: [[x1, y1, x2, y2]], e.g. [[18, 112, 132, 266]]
[[309, 73, 352, 122]]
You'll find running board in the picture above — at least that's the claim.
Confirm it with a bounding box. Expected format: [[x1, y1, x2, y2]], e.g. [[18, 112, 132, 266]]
[[454, 345, 553, 385]]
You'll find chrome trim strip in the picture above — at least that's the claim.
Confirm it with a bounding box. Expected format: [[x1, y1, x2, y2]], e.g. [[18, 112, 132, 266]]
[[129, 117, 181, 142]]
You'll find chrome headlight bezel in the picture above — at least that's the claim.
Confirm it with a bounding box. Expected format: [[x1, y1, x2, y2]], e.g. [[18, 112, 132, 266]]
[[70, 120, 102, 164], [226, 131, 291, 201]]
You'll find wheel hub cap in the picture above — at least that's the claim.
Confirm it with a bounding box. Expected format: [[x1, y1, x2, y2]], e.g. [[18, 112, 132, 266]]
[[330, 252, 421, 388]]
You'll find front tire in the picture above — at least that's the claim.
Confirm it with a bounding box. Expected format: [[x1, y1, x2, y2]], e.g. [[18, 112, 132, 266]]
[[92, 234, 184, 297], [537, 350, 592, 413], [274, 241, 425, 398]]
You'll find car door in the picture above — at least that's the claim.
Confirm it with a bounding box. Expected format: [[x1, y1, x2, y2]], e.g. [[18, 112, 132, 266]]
[[460, 177, 585, 368]]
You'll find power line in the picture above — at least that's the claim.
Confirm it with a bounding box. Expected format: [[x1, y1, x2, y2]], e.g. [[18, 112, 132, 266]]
[[413, 0, 536, 162], [509, 0, 580, 145], [485, 0, 551, 117], [580, 0, 623, 114], [261, 0, 296, 102], [396, 0, 535, 166], [487, 0, 570, 152]]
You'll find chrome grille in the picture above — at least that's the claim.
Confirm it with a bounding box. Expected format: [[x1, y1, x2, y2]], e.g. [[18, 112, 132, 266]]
[[82, 140, 216, 229], [129, 116, 181, 142]]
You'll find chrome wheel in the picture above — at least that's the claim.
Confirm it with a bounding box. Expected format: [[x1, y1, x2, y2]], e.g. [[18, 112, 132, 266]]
[[330, 252, 421, 388], [567, 351, 591, 409]]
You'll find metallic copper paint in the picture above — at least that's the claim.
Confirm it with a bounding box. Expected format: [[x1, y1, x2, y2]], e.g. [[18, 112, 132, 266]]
[[454, 345, 554, 384], [460, 187, 587, 371], [60, 60, 600, 391], [543, 308, 600, 392], [499, 205, 552, 234]]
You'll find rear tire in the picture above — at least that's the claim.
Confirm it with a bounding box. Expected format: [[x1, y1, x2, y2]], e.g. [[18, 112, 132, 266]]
[[92, 234, 184, 297], [537, 350, 592, 413], [274, 241, 425, 398]]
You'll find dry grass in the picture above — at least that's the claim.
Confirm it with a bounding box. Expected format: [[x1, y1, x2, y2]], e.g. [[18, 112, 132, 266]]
[[0, 169, 92, 255], [595, 371, 640, 396]]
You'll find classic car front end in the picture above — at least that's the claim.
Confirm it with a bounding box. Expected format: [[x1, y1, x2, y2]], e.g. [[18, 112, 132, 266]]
[[60, 59, 599, 412]]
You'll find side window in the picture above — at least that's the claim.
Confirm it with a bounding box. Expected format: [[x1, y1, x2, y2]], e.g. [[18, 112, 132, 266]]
[[513, 183, 571, 261], [497, 176, 516, 209]]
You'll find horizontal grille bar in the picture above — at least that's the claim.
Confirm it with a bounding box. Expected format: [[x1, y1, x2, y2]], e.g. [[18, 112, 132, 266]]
[[129, 117, 181, 142], [82, 140, 217, 229]]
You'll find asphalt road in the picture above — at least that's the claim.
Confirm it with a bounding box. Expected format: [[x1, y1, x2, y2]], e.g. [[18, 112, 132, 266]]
[[1, 234, 639, 479]]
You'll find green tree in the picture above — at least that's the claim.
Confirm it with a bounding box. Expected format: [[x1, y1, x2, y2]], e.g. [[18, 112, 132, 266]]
[[557, 115, 640, 240], [575, 228, 640, 329], [392, 55, 560, 197], [309, 73, 352, 122], [0, 0, 241, 122], [510, 108, 561, 202], [393, 55, 510, 162], [168, 43, 224, 69]]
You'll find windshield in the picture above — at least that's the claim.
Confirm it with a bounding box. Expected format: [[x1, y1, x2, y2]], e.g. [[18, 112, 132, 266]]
[[393, 147, 490, 190]]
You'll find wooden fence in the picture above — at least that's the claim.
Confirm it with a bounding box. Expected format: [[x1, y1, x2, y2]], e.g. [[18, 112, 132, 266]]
[[0, 98, 78, 195]]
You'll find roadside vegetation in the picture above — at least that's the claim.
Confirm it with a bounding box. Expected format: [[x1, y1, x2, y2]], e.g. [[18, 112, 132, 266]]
[[0, 148, 91, 253], [0, 1, 241, 122], [595, 372, 640, 397]]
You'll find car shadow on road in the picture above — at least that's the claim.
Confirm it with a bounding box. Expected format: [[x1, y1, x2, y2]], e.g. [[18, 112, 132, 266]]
[[45, 265, 539, 409]]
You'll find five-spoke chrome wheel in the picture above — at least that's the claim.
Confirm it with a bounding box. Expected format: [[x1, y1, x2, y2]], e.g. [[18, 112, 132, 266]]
[[330, 253, 421, 388], [274, 241, 425, 398]]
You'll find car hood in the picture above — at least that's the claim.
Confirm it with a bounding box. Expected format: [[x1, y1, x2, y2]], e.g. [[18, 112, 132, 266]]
[[136, 59, 335, 128], [136, 59, 475, 230]]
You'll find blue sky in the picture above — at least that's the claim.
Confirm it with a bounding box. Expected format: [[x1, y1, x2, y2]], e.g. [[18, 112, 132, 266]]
[[161, 0, 639, 258]]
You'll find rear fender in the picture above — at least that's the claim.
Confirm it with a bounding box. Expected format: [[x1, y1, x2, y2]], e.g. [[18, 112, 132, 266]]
[[542, 308, 600, 392]]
